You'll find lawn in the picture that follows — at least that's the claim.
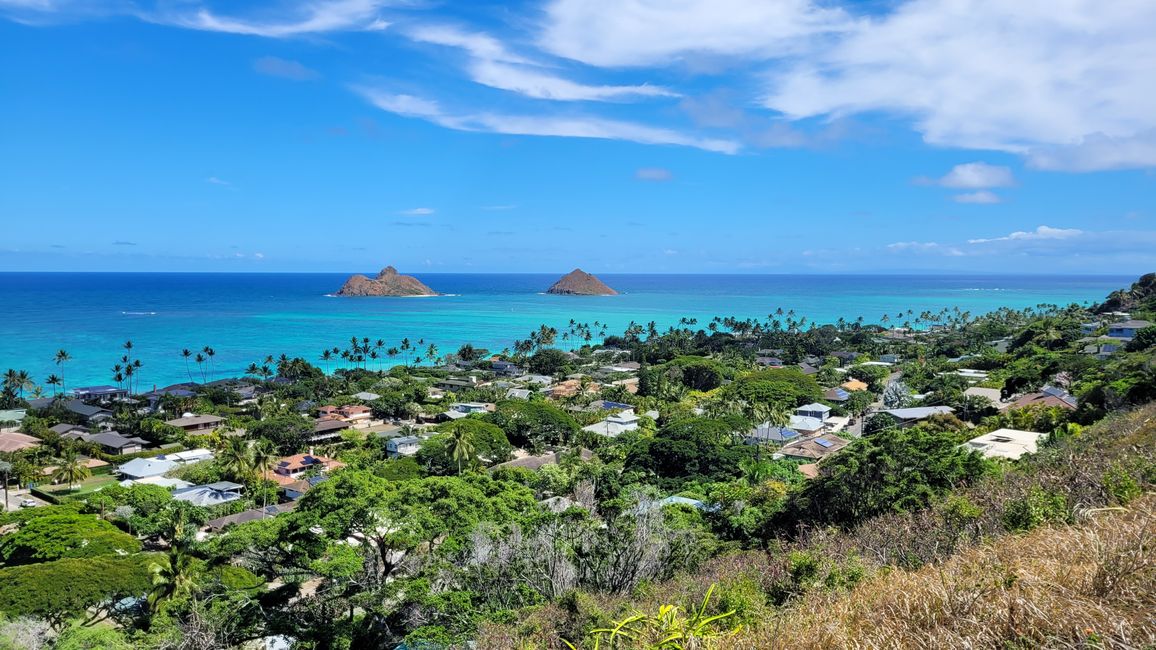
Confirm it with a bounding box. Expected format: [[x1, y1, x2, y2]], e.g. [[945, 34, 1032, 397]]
[[39, 474, 119, 497]]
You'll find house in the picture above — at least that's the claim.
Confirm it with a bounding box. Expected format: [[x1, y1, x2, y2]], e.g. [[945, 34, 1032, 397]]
[[516, 374, 554, 387], [744, 423, 800, 445], [62, 400, 114, 424], [756, 357, 784, 367], [582, 410, 641, 438], [840, 379, 870, 392], [282, 474, 331, 500], [797, 363, 819, 376], [953, 369, 990, 383], [1106, 319, 1153, 340], [492, 448, 595, 472], [505, 388, 532, 400], [965, 428, 1048, 460], [173, 481, 244, 507], [164, 414, 225, 433], [119, 475, 193, 489], [1079, 336, 1123, 360], [787, 415, 824, 435], [823, 387, 851, 402], [72, 385, 129, 402], [49, 423, 88, 436], [0, 431, 42, 453], [311, 418, 350, 442], [963, 387, 1009, 411], [830, 351, 861, 366], [598, 361, 641, 374], [205, 502, 297, 531], [491, 360, 522, 377], [352, 391, 381, 402], [1009, 386, 1078, 411], [118, 457, 177, 480], [76, 431, 150, 455], [271, 453, 344, 486], [795, 403, 831, 422], [779, 435, 850, 461], [336, 404, 372, 423], [879, 354, 901, 364], [158, 448, 214, 465], [386, 436, 422, 458], [879, 406, 955, 427], [436, 376, 479, 392], [0, 409, 27, 429]]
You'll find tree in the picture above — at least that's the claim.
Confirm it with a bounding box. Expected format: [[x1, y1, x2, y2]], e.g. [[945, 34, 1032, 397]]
[[0, 556, 152, 630], [148, 544, 198, 613], [53, 349, 72, 395], [51, 451, 91, 491], [217, 437, 252, 481], [417, 420, 513, 475], [485, 401, 579, 449], [1126, 325, 1156, 351], [448, 424, 476, 474], [626, 417, 754, 486], [251, 439, 279, 514], [721, 367, 822, 410], [0, 514, 141, 566], [0, 460, 10, 511], [528, 348, 571, 376]]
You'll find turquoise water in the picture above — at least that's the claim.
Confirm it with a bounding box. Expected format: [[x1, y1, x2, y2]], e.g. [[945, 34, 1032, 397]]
[[0, 273, 1130, 389]]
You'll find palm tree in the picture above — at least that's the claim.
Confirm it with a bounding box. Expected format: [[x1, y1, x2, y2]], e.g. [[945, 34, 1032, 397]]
[[181, 349, 193, 382], [251, 439, 278, 515], [447, 423, 475, 474], [218, 437, 252, 481], [0, 460, 11, 510], [203, 346, 216, 381], [45, 374, 62, 396], [53, 450, 91, 491], [148, 544, 197, 613], [53, 349, 72, 394]]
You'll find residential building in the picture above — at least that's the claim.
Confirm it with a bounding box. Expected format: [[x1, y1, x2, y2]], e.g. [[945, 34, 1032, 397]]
[[492, 448, 595, 472], [582, 410, 640, 438], [311, 418, 351, 443], [1106, 319, 1153, 340], [963, 387, 1009, 411], [172, 481, 244, 507], [118, 457, 177, 480], [491, 360, 522, 377], [164, 414, 225, 433], [352, 391, 381, 401], [0, 431, 42, 453], [49, 423, 88, 436], [505, 388, 532, 400], [271, 453, 344, 486], [879, 406, 955, 427], [436, 376, 480, 392], [158, 448, 214, 465], [788, 415, 825, 435], [205, 502, 297, 531], [779, 435, 850, 461], [840, 379, 870, 392], [795, 403, 831, 422], [73, 430, 150, 455], [744, 424, 800, 446], [965, 428, 1048, 460], [386, 436, 422, 458], [62, 399, 114, 425], [1009, 386, 1078, 411], [823, 387, 851, 402], [72, 385, 129, 402]]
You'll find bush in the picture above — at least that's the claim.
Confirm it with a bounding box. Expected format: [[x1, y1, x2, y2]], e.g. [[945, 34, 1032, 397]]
[[1002, 487, 1069, 532], [0, 515, 141, 566], [0, 555, 153, 626]]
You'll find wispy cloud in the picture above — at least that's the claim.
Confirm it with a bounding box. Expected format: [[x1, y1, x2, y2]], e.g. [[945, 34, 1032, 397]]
[[635, 167, 673, 181], [355, 87, 740, 154], [937, 162, 1015, 189], [953, 190, 1001, 204], [967, 225, 1083, 244], [112, 240, 137, 246], [253, 56, 319, 81], [161, 0, 391, 38], [481, 204, 517, 211], [206, 176, 231, 186], [398, 207, 435, 216]]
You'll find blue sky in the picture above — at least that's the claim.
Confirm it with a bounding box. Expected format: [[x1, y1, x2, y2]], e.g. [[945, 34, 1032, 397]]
[[1, 0, 1154, 274]]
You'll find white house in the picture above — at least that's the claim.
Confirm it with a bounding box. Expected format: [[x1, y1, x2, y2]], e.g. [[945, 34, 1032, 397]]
[[582, 410, 641, 438], [965, 428, 1047, 460], [386, 435, 422, 458]]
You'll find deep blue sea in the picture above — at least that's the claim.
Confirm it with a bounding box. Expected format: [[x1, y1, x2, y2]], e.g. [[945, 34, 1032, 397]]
[[0, 273, 1131, 389]]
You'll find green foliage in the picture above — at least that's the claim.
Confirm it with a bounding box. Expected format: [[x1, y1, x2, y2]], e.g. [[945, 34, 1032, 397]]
[[375, 456, 425, 481], [640, 357, 728, 395], [1001, 487, 1069, 532], [528, 348, 573, 375], [568, 584, 738, 650], [248, 413, 314, 455], [626, 418, 753, 486], [1102, 464, 1143, 505], [418, 419, 513, 474], [721, 367, 822, 409], [783, 427, 991, 528], [486, 400, 580, 449], [0, 514, 141, 566], [0, 555, 153, 626], [52, 624, 132, 650], [848, 364, 889, 391], [1125, 325, 1156, 351]]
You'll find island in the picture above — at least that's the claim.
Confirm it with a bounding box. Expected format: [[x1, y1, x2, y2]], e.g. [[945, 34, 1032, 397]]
[[335, 266, 438, 297], [545, 268, 618, 295]]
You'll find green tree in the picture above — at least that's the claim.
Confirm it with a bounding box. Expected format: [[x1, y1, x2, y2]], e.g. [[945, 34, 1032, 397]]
[[0, 515, 141, 566], [51, 451, 91, 491], [0, 556, 152, 630], [251, 438, 279, 513]]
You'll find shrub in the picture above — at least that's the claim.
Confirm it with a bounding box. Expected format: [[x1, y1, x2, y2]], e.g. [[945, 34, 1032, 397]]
[[1002, 488, 1069, 532]]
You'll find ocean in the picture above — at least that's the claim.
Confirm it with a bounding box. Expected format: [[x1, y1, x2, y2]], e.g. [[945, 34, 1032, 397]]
[[0, 273, 1131, 390]]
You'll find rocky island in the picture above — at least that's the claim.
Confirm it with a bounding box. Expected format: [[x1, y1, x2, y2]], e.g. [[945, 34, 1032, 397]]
[[335, 266, 438, 297], [545, 269, 618, 296]]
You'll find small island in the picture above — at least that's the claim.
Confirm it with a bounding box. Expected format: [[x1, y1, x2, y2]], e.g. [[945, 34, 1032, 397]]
[[335, 266, 438, 297], [545, 268, 618, 296]]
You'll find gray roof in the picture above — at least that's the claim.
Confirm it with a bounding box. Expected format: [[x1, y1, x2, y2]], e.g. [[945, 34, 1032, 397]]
[[882, 406, 955, 420], [118, 457, 176, 478], [172, 485, 243, 507], [164, 414, 225, 427], [63, 400, 112, 419], [1112, 319, 1153, 329], [797, 402, 832, 413], [85, 431, 149, 449]]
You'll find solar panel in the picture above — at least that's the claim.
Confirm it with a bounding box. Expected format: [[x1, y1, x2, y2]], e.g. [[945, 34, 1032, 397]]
[[814, 438, 834, 448]]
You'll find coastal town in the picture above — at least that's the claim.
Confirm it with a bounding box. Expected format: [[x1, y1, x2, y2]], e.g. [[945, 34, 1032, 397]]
[[0, 272, 1153, 648]]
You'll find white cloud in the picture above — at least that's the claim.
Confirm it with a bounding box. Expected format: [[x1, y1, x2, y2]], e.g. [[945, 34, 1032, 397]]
[[635, 167, 673, 181], [938, 162, 1014, 189], [398, 207, 435, 216], [538, 0, 854, 67], [164, 0, 391, 38], [887, 241, 941, 251], [967, 225, 1083, 244], [481, 204, 517, 211], [253, 56, 319, 80], [763, 0, 1156, 171], [354, 87, 740, 154], [409, 24, 677, 102], [952, 190, 1001, 204], [206, 176, 230, 185]]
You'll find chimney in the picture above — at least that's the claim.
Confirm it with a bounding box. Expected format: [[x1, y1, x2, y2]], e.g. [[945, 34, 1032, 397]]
[[309, 446, 315, 457]]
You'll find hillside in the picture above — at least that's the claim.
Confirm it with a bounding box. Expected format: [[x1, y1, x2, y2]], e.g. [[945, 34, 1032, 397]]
[[1095, 271, 1156, 315], [546, 269, 618, 295]]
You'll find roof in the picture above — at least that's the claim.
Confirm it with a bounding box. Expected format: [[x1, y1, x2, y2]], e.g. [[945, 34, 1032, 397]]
[[788, 415, 824, 432], [881, 406, 955, 420], [493, 448, 595, 472], [823, 387, 851, 402], [119, 476, 193, 489], [118, 457, 176, 478], [313, 419, 351, 433], [164, 414, 225, 428], [63, 400, 112, 418], [797, 402, 832, 413], [204, 480, 244, 491], [963, 386, 1005, 406], [172, 484, 243, 507], [205, 502, 297, 531], [49, 423, 87, 435], [1111, 319, 1153, 329], [389, 435, 422, 446], [1011, 387, 1077, 411], [159, 448, 214, 463], [965, 428, 1047, 460], [780, 435, 850, 460], [505, 388, 532, 399], [746, 424, 800, 443], [352, 392, 381, 401], [85, 431, 149, 449], [797, 463, 821, 479], [0, 431, 42, 453], [276, 453, 340, 473], [841, 379, 870, 391]]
